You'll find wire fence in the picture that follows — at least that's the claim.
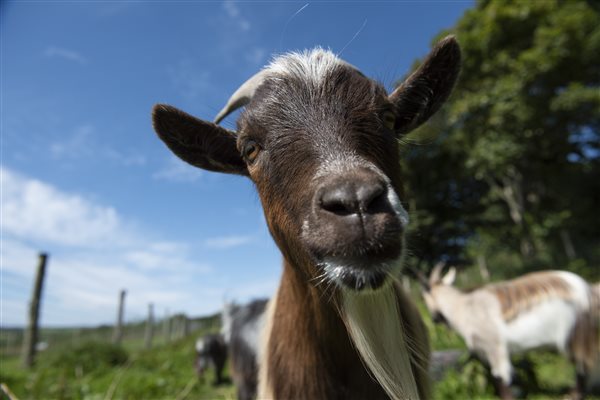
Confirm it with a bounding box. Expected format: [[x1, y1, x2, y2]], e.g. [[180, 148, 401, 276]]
[[1, 313, 220, 359]]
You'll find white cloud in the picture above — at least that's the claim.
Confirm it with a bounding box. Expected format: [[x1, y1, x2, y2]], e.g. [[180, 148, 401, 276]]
[[1, 240, 214, 326], [0, 167, 218, 326], [44, 46, 87, 65], [245, 47, 267, 65], [44, 257, 202, 310], [153, 155, 202, 183], [49, 125, 146, 167], [223, 0, 240, 18], [1, 167, 126, 248], [124, 241, 211, 273], [167, 59, 214, 100], [223, 1, 251, 31], [203, 234, 254, 249], [50, 124, 94, 159], [104, 149, 146, 167], [0, 238, 40, 280]]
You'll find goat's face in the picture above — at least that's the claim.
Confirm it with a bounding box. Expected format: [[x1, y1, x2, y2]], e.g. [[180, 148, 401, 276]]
[[153, 37, 461, 293], [422, 290, 447, 324], [422, 265, 456, 324], [237, 58, 409, 292]]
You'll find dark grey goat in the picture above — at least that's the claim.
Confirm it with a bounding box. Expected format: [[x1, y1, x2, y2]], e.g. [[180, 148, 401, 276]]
[[222, 299, 268, 400], [194, 333, 228, 385]]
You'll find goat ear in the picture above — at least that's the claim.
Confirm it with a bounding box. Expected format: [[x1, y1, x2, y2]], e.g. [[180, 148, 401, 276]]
[[152, 104, 248, 176], [442, 267, 457, 286], [389, 35, 461, 135]]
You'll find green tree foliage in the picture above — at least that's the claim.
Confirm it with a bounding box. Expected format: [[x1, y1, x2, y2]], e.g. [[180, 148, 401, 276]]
[[403, 0, 600, 279]]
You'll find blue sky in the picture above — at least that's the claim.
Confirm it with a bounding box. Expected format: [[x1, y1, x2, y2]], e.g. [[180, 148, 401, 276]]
[[1, 1, 472, 327]]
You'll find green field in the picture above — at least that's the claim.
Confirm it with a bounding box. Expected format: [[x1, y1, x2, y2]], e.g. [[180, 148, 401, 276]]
[[2, 301, 597, 400]]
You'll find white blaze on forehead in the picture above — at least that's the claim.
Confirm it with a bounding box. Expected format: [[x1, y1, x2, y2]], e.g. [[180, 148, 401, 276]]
[[266, 48, 347, 84], [268, 49, 413, 229]]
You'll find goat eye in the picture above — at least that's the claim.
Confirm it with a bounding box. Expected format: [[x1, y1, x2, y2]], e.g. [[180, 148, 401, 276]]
[[243, 140, 260, 163], [382, 111, 396, 130]]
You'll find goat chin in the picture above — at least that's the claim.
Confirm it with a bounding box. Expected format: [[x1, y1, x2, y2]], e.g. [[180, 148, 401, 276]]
[[342, 283, 420, 400]]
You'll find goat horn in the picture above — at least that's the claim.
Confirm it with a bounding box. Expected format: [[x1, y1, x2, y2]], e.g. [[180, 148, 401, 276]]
[[214, 57, 361, 124], [214, 69, 271, 124], [430, 261, 446, 285]]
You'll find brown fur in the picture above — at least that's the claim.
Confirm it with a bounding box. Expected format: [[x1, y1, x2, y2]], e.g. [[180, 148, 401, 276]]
[[261, 264, 431, 400], [569, 282, 600, 372], [264, 264, 388, 400], [486, 271, 574, 322], [569, 307, 600, 372]]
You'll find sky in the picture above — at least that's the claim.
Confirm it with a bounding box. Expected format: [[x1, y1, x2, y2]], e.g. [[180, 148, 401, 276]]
[[1, 0, 473, 327]]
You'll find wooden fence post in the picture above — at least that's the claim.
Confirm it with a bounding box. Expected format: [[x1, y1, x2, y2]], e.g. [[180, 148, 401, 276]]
[[22, 253, 48, 368], [112, 289, 126, 345], [172, 315, 178, 340], [163, 309, 172, 343], [183, 316, 190, 338], [144, 303, 154, 349]]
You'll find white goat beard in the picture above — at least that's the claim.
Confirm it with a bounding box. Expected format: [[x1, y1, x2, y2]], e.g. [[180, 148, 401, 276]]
[[342, 284, 420, 400]]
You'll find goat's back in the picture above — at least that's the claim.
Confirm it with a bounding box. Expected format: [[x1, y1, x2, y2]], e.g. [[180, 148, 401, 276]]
[[485, 270, 588, 322], [483, 271, 595, 358]]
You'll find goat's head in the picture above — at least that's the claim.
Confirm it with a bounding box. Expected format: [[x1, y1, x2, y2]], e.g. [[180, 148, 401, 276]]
[[153, 37, 460, 294], [419, 261, 456, 324], [195, 337, 210, 375]]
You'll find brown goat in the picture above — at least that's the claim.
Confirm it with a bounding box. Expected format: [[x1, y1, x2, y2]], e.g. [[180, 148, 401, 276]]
[[152, 36, 461, 399]]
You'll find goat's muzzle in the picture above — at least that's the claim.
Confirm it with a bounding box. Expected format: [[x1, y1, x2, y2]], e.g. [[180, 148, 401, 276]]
[[302, 167, 406, 291]]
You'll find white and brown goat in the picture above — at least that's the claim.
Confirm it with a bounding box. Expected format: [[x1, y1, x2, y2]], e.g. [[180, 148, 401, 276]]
[[419, 264, 600, 399], [152, 37, 461, 399]]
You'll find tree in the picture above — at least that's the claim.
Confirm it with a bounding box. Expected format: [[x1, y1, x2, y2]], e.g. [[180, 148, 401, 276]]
[[404, 0, 600, 279]]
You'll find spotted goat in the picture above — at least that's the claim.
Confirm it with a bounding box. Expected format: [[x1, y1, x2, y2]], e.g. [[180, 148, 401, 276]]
[[419, 264, 600, 400], [152, 37, 461, 400]]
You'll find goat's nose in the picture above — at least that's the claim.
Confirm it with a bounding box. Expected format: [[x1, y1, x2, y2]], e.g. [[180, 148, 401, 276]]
[[319, 180, 386, 217]]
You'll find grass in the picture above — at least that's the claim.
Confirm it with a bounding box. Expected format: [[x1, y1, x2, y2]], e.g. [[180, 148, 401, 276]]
[[1, 333, 236, 400], [1, 304, 598, 400]]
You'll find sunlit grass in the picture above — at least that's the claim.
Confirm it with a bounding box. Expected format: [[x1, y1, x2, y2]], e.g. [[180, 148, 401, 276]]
[[1, 303, 597, 400]]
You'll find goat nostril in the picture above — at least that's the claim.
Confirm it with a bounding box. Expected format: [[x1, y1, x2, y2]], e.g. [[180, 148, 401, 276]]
[[321, 200, 354, 216], [358, 184, 386, 212], [320, 187, 357, 216], [318, 182, 387, 217]]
